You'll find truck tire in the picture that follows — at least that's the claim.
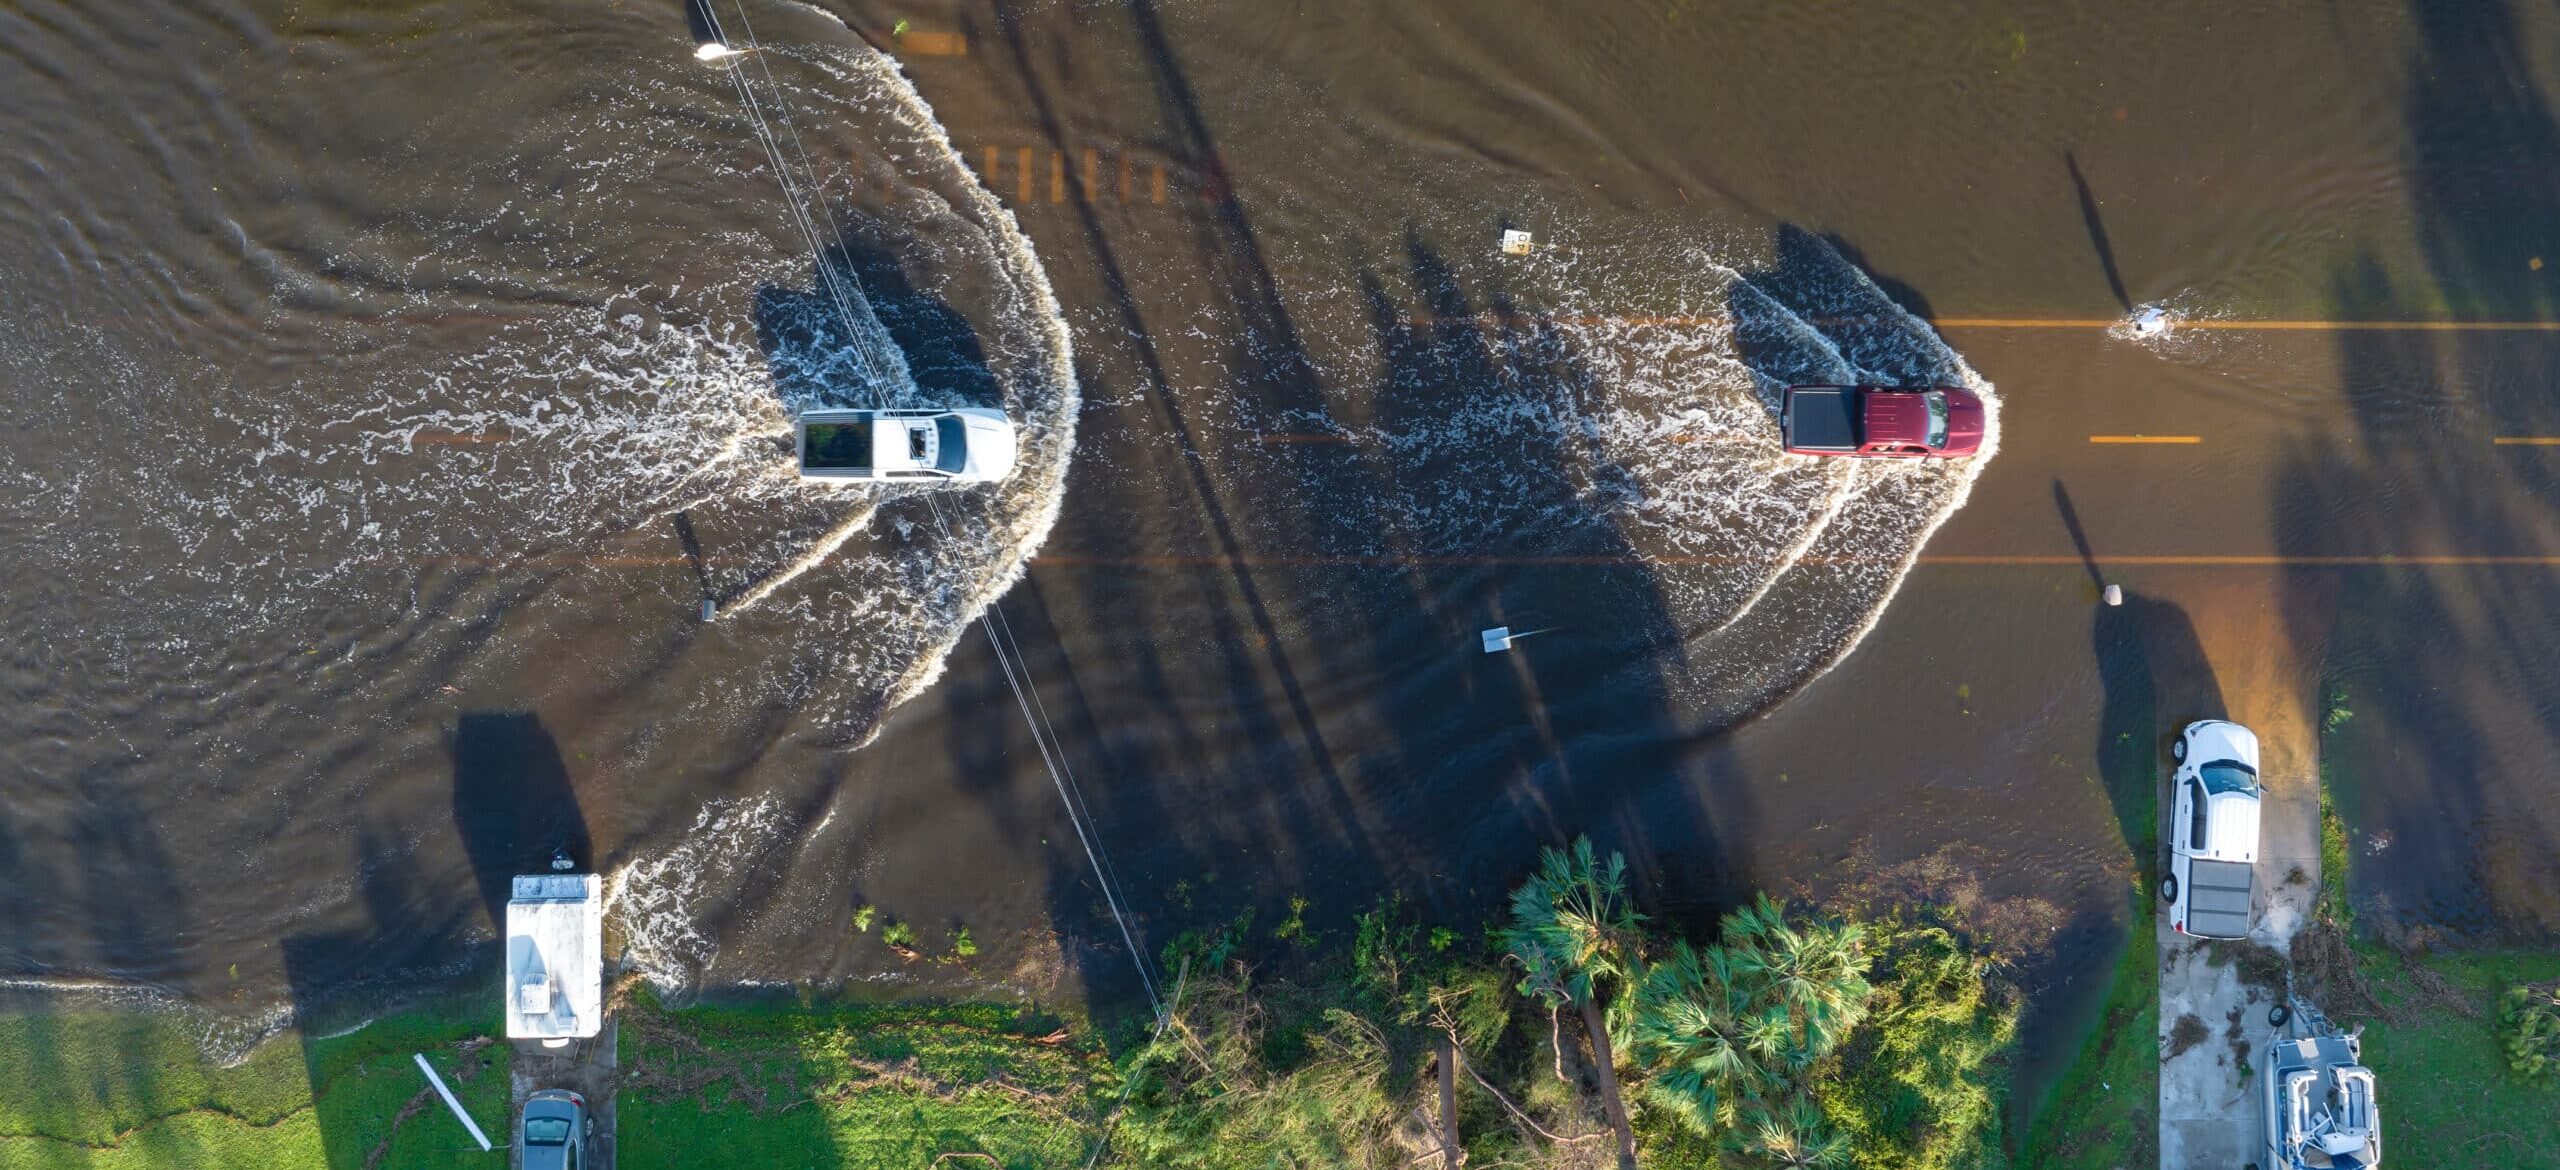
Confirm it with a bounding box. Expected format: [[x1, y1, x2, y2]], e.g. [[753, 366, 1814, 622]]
[[2159, 874, 2178, 902], [2268, 1004, 2292, 1027], [2171, 737, 2186, 761]]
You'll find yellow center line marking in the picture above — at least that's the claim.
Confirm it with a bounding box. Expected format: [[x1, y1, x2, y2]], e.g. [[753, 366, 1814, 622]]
[[897, 31, 968, 56], [2088, 435, 2202, 444], [2493, 437, 2560, 446]]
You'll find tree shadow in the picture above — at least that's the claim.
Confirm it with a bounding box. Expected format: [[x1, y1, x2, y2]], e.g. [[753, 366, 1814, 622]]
[[2267, 0, 2560, 938], [2401, 0, 2560, 323], [2274, 250, 2560, 938], [956, 0, 1738, 1030]]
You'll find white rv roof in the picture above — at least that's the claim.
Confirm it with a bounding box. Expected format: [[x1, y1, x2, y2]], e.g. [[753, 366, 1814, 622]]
[[505, 873, 603, 1040]]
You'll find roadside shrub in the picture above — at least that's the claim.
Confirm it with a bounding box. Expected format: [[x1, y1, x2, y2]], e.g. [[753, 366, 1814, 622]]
[[2498, 982, 2560, 1081], [1814, 921, 2017, 1169]]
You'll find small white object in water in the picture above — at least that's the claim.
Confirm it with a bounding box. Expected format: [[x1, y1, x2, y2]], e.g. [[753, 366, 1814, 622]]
[[1500, 229, 1535, 257], [2103, 584, 2123, 607], [695, 42, 734, 62], [1482, 626, 1514, 653], [2129, 304, 2172, 337]]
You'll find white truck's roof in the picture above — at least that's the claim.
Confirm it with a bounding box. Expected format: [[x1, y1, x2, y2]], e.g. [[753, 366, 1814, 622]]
[[504, 873, 602, 1040]]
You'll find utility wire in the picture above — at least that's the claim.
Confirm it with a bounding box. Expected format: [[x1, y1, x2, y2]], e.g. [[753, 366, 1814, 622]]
[[705, 2, 1163, 1017]]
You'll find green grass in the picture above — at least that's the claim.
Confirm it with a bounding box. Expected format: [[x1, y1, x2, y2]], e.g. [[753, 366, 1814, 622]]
[[0, 995, 510, 1170], [614, 994, 1110, 1170], [2350, 947, 2560, 1167], [2016, 897, 2158, 1170]]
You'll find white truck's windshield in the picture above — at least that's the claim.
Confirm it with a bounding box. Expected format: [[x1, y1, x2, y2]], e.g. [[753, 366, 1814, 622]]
[[2199, 762, 2257, 794]]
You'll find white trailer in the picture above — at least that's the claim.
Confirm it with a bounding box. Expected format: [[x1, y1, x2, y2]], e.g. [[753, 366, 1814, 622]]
[[505, 873, 603, 1046]]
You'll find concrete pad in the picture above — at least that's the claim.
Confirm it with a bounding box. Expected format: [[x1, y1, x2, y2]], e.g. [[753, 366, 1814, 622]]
[[2157, 932, 2274, 1170], [2152, 571, 2324, 1168], [2177, 571, 2322, 952]]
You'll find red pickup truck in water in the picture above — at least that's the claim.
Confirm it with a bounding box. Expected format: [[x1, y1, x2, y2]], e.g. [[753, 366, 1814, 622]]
[[1780, 385, 1986, 458]]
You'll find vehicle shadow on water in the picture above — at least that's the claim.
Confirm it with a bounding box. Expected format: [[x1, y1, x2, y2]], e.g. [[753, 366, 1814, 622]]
[[965, 0, 1742, 1028], [751, 231, 1002, 413]]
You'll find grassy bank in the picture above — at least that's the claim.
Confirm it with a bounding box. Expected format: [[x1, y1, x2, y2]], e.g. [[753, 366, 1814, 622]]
[[2308, 686, 2560, 1163], [0, 996, 509, 1169], [2341, 947, 2560, 1165], [614, 992, 1112, 1169], [2014, 898, 2157, 1170]]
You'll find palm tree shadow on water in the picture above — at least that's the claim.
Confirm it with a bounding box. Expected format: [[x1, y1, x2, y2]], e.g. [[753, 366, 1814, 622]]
[[952, 0, 1746, 1040], [2260, 0, 2560, 942]]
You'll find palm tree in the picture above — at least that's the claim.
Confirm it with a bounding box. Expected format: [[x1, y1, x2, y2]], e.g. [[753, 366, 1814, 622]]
[[1630, 938, 1767, 1133], [1727, 1094, 1851, 1169], [1501, 836, 1643, 1169], [1631, 896, 1874, 1141], [1721, 895, 1871, 1065]]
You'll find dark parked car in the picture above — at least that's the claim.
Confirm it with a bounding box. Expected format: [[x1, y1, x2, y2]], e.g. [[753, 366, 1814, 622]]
[[519, 1089, 590, 1170]]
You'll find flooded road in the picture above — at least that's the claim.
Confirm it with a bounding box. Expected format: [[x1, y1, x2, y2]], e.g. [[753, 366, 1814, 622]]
[[4, 0, 2559, 1129]]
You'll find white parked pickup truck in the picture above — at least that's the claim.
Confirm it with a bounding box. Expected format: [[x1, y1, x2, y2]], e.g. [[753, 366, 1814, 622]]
[[2161, 719, 2263, 939]]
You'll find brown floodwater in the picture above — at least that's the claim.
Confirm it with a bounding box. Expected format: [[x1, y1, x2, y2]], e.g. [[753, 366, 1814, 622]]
[[4, 0, 2559, 1136]]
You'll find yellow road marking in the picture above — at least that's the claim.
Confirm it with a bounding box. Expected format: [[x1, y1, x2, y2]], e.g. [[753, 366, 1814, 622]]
[[981, 145, 997, 186], [2089, 435, 2202, 444], [1152, 163, 1166, 205], [1082, 148, 1098, 199], [897, 31, 967, 56], [2493, 437, 2560, 445], [1049, 151, 1064, 203]]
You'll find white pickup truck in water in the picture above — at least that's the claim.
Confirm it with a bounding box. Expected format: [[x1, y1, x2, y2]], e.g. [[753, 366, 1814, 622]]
[[796, 407, 1019, 484], [2160, 719, 2263, 939]]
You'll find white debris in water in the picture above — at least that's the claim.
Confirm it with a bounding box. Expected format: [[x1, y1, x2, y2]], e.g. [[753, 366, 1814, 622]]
[[694, 42, 734, 62]]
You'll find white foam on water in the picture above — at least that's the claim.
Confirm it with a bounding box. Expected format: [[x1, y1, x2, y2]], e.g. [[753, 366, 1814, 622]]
[[0, 976, 298, 1067], [2107, 288, 2249, 362], [1272, 224, 1998, 718], [603, 793, 793, 998]]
